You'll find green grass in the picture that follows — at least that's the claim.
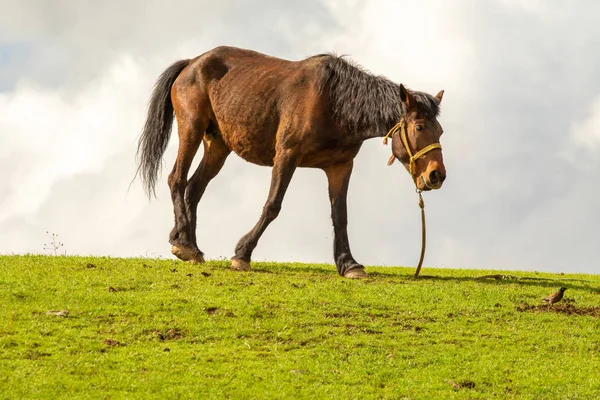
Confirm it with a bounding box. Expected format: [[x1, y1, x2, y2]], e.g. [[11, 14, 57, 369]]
[[1, 255, 599, 399]]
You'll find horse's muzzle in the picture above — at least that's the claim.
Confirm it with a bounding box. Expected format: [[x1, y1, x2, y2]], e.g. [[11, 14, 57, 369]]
[[419, 169, 445, 191]]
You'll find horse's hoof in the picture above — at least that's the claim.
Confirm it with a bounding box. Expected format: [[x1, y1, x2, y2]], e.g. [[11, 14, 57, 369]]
[[188, 255, 205, 264], [344, 268, 368, 279], [171, 245, 205, 264], [230, 258, 251, 271]]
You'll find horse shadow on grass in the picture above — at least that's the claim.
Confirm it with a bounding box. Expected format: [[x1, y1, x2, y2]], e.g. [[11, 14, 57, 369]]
[[369, 270, 600, 294], [224, 261, 600, 295], [205, 261, 600, 316]]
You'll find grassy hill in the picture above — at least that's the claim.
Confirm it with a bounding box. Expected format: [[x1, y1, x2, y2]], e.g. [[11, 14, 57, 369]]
[[1, 255, 599, 399]]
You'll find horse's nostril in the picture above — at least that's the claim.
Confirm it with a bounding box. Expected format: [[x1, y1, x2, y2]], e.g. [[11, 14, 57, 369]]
[[429, 170, 446, 185]]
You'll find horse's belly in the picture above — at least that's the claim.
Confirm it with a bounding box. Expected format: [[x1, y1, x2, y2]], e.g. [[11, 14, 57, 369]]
[[218, 121, 277, 166], [298, 144, 363, 168]]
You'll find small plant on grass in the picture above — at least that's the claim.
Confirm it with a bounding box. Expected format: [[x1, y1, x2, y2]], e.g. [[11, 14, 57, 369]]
[[43, 231, 65, 256]]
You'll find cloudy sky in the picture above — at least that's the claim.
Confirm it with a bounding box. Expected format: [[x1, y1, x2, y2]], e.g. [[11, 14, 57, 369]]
[[1, 0, 599, 274]]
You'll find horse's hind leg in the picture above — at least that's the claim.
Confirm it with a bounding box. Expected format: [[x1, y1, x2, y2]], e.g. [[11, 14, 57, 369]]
[[185, 133, 231, 253], [168, 92, 209, 263], [231, 150, 298, 271]]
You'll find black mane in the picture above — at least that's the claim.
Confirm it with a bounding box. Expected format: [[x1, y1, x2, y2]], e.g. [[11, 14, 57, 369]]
[[312, 53, 440, 136]]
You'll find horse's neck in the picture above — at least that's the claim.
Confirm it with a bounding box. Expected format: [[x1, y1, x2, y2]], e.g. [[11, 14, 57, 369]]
[[355, 114, 405, 141]]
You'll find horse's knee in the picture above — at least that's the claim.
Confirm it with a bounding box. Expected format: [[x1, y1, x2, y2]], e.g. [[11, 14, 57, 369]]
[[168, 172, 183, 191], [167, 171, 176, 189]]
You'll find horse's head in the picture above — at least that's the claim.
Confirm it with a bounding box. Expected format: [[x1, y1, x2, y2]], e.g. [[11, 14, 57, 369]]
[[388, 84, 446, 191]]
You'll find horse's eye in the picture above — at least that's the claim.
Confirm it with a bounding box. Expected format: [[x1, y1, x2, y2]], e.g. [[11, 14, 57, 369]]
[[415, 125, 423, 131]]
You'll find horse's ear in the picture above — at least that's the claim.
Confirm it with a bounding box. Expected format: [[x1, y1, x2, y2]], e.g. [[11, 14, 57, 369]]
[[387, 154, 396, 166], [399, 84, 415, 108], [435, 90, 444, 103]]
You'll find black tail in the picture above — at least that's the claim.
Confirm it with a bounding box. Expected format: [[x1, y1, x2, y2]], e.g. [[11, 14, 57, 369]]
[[135, 59, 190, 198]]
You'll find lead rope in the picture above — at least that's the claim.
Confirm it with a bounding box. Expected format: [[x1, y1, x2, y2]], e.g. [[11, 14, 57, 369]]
[[414, 190, 426, 278], [384, 120, 434, 279]]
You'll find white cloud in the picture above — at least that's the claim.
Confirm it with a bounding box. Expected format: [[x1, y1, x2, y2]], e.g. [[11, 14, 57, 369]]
[[569, 95, 600, 153], [494, 0, 557, 15], [0, 55, 151, 223]]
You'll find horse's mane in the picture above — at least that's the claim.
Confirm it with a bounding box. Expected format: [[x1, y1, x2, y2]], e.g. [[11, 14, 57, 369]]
[[311, 53, 440, 135]]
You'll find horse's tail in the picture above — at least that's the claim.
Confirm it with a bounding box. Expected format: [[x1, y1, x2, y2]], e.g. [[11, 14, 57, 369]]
[[135, 59, 190, 198]]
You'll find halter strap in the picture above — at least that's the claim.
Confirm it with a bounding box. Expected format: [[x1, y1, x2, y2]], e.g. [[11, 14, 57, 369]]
[[383, 119, 442, 177]]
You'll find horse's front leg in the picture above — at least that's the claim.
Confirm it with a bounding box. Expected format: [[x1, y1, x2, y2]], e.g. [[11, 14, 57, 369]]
[[231, 150, 297, 271], [323, 161, 367, 278]]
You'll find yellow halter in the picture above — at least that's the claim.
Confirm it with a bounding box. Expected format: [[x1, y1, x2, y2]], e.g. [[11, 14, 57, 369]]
[[383, 119, 442, 177]]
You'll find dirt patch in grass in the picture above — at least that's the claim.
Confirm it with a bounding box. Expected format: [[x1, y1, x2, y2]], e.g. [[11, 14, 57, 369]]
[[152, 328, 185, 341], [25, 350, 51, 360], [204, 307, 219, 315], [449, 379, 476, 390], [102, 339, 124, 347], [108, 286, 128, 293], [46, 310, 69, 317], [517, 303, 600, 317]]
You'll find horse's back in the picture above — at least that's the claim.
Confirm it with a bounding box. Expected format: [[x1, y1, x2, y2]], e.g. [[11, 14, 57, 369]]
[[177, 46, 330, 166], [200, 46, 323, 109]]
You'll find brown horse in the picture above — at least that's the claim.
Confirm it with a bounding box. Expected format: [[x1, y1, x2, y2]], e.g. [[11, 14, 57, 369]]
[[136, 46, 446, 278]]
